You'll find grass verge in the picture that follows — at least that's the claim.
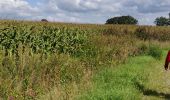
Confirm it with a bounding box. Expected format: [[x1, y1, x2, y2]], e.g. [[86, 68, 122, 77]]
[[76, 55, 161, 100]]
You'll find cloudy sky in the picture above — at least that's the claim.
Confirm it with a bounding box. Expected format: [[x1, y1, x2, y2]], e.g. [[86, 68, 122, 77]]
[[0, 0, 170, 25]]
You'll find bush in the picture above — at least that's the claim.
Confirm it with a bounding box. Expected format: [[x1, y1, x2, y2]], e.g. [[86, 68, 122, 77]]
[[136, 43, 162, 60], [148, 44, 162, 60]]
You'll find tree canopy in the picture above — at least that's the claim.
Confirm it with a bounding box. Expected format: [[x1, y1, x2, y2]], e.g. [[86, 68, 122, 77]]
[[154, 17, 170, 26], [106, 15, 138, 25]]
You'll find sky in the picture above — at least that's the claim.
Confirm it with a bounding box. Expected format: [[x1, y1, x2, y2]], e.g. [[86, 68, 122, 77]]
[[0, 0, 170, 25]]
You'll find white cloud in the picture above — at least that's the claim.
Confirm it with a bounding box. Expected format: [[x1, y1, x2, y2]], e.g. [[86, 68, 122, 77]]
[[0, 0, 39, 19], [0, 0, 170, 25]]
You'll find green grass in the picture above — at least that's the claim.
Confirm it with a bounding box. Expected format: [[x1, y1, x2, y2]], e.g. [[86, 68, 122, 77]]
[[77, 55, 160, 100]]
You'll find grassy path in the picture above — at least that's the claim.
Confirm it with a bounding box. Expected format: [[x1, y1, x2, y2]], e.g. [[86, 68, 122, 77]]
[[77, 51, 170, 100], [142, 52, 170, 100]]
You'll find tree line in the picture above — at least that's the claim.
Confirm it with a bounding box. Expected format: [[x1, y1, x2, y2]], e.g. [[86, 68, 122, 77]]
[[106, 13, 170, 26]]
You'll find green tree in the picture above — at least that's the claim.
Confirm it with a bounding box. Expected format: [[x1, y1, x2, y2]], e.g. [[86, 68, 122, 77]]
[[106, 15, 138, 25], [154, 17, 169, 26]]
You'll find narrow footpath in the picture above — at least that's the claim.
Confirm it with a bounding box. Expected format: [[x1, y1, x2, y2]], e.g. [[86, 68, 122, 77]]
[[142, 56, 170, 100]]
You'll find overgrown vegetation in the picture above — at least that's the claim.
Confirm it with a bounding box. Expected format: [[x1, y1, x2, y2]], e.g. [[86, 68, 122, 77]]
[[0, 20, 169, 99]]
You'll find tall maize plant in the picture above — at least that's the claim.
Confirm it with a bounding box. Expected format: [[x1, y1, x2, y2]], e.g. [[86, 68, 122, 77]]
[[0, 23, 88, 57]]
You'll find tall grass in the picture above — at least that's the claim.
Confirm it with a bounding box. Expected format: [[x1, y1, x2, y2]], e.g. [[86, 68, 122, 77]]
[[0, 20, 169, 99]]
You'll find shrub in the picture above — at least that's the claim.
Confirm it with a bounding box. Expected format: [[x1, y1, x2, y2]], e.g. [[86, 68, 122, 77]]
[[148, 44, 162, 60]]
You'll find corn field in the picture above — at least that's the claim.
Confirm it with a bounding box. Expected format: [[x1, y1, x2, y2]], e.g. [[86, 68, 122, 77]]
[[0, 22, 88, 57]]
